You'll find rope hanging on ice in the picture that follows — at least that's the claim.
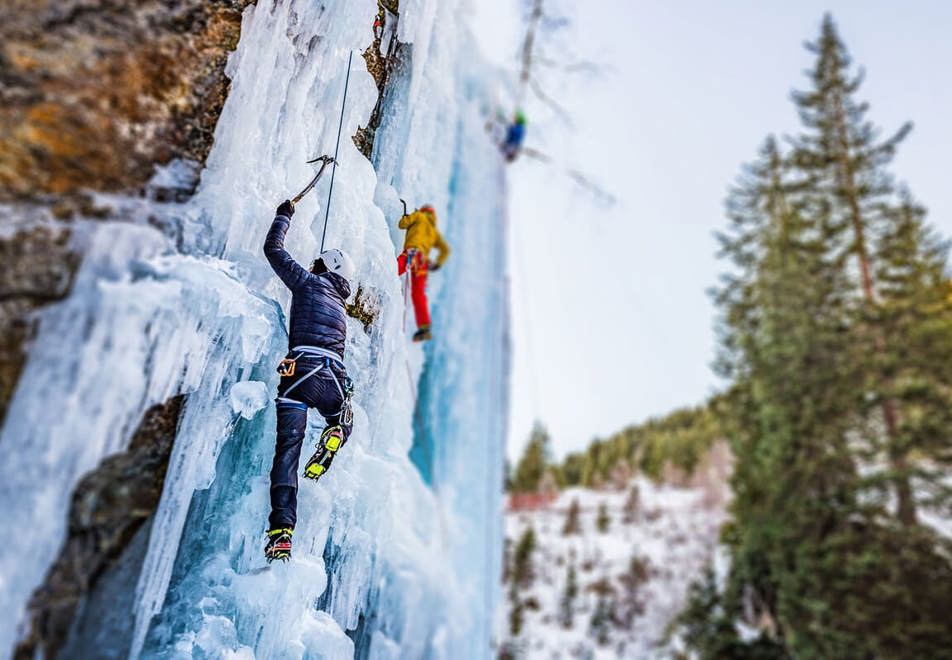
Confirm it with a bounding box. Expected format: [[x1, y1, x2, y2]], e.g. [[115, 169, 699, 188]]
[[320, 50, 354, 252]]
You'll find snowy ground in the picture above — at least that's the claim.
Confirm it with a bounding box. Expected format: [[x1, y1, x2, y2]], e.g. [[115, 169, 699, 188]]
[[499, 477, 728, 659]]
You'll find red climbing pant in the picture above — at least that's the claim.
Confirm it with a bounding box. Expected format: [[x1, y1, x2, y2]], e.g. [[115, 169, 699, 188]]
[[397, 250, 430, 328]]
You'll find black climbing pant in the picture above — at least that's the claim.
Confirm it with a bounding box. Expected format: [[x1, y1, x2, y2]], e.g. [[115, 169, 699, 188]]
[[269, 355, 352, 530]]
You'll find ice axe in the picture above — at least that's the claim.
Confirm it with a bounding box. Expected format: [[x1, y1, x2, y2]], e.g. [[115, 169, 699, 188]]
[[399, 198, 408, 217], [290, 155, 336, 207]]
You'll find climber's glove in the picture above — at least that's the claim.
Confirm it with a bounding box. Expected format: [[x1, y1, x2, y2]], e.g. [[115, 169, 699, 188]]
[[428, 262, 440, 272], [277, 200, 295, 219]]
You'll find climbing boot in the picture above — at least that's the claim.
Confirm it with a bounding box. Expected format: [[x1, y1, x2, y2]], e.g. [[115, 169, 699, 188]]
[[264, 527, 293, 563], [303, 425, 345, 481], [412, 325, 432, 342]]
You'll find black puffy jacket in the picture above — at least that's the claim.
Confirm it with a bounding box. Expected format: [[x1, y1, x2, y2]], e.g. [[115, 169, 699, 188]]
[[264, 214, 351, 357]]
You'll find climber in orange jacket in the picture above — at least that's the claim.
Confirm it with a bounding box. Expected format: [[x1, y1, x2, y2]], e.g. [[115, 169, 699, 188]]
[[397, 204, 450, 342]]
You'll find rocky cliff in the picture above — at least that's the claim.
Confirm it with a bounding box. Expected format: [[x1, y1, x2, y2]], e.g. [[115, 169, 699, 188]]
[[0, 2, 249, 655]]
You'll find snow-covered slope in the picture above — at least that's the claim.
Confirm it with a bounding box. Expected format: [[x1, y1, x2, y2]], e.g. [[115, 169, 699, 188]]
[[500, 478, 727, 659], [0, 1, 507, 658]]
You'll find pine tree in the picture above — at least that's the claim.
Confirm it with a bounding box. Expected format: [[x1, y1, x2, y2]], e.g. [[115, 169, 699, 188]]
[[559, 452, 586, 487], [508, 598, 525, 637], [678, 566, 784, 659], [511, 526, 536, 588], [558, 564, 578, 629], [508, 526, 537, 638], [511, 422, 553, 493], [562, 498, 581, 535], [596, 502, 610, 533], [589, 588, 613, 647], [699, 16, 952, 657], [714, 133, 864, 648], [789, 14, 917, 523], [869, 192, 952, 515], [501, 537, 512, 584], [622, 484, 640, 523], [615, 555, 649, 627]]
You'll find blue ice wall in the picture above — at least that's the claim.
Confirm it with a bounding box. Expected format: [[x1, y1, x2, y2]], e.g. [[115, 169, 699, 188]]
[[145, 1, 509, 658]]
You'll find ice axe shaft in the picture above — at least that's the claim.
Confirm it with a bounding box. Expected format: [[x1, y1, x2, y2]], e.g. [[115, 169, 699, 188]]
[[290, 155, 336, 206]]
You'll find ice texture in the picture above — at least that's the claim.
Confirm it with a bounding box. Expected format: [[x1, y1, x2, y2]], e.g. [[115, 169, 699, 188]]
[[230, 381, 270, 420], [0, 1, 507, 658]]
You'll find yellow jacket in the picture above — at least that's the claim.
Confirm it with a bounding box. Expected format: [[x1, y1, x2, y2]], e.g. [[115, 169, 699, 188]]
[[399, 208, 450, 267]]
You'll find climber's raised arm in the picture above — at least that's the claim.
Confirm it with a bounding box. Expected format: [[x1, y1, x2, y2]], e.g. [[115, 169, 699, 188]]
[[263, 200, 312, 291]]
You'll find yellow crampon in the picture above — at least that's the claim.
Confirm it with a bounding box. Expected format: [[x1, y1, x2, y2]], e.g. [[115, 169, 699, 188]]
[[264, 527, 293, 563], [303, 425, 344, 480]]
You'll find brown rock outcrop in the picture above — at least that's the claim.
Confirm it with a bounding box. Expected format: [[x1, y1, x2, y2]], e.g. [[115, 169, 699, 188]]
[[0, 0, 252, 201], [0, 0, 253, 421]]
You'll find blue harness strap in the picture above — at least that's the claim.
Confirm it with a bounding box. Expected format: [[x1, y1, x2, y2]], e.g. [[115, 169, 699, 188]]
[[282, 362, 325, 399], [275, 398, 307, 410]]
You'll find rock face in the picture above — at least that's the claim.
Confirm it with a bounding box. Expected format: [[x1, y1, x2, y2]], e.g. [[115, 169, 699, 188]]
[[355, 0, 404, 159], [0, 0, 252, 420], [13, 395, 185, 660], [0, 223, 80, 427], [0, 3, 252, 655], [0, 0, 251, 201]]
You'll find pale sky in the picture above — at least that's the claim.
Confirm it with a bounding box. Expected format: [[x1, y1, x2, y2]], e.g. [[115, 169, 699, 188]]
[[470, 0, 952, 460]]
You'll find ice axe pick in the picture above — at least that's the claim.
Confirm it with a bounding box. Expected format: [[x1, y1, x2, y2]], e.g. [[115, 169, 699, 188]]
[[290, 155, 336, 206]]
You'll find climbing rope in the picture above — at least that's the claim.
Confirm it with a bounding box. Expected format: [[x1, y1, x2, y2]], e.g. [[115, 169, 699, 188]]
[[320, 50, 354, 252]]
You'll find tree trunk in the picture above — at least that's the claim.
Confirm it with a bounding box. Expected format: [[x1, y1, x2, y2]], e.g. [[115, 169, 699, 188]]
[[517, 0, 544, 106], [832, 92, 917, 525]]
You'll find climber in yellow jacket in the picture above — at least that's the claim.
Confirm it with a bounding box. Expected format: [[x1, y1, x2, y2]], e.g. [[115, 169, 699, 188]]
[[397, 204, 450, 342]]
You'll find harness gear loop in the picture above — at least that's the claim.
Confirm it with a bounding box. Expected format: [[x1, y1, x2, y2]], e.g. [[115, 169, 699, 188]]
[[277, 358, 297, 377], [335, 373, 355, 426]]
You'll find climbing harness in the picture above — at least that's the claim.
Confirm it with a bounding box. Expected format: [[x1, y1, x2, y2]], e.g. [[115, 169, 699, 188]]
[[275, 346, 354, 483], [319, 50, 354, 252], [403, 248, 424, 274], [276, 346, 354, 419]]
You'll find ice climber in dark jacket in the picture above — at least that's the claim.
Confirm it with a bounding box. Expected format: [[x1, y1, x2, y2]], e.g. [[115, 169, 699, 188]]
[[262, 200, 356, 562]]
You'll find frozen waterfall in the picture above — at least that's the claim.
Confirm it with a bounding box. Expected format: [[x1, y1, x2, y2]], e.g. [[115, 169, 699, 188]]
[[0, 1, 508, 658]]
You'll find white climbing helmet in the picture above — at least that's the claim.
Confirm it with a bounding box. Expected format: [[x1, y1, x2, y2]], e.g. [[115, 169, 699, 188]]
[[320, 248, 355, 283]]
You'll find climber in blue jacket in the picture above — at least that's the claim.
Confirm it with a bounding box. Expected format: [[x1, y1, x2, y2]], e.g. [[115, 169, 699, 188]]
[[501, 110, 527, 162], [262, 200, 356, 562]]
